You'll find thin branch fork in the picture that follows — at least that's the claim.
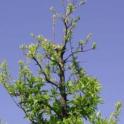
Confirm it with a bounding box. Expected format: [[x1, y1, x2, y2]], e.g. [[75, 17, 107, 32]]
[[64, 48, 93, 62]]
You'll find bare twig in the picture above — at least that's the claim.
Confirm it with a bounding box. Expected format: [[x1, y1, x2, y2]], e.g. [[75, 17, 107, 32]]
[[64, 48, 93, 62]]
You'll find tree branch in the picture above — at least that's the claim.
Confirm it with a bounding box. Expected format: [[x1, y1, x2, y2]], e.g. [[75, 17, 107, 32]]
[[61, 17, 69, 57], [32, 57, 59, 88], [64, 48, 93, 62]]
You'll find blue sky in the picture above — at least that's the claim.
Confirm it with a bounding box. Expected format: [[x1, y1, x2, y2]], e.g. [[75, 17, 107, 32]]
[[0, 0, 123, 123]]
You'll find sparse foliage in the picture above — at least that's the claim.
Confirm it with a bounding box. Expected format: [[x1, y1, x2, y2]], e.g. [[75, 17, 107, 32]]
[[0, 0, 121, 124]]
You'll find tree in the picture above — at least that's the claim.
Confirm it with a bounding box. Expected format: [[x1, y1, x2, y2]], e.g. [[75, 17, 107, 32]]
[[0, 0, 121, 124]]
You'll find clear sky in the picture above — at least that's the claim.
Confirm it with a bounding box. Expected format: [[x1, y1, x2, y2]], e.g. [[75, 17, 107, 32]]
[[0, 0, 123, 124]]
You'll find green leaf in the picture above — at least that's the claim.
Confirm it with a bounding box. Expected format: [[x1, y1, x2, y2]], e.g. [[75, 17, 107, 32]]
[[92, 42, 96, 49]]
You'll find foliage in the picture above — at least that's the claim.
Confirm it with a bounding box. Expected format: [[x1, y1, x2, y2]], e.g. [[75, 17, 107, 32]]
[[0, 0, 122, 124]]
